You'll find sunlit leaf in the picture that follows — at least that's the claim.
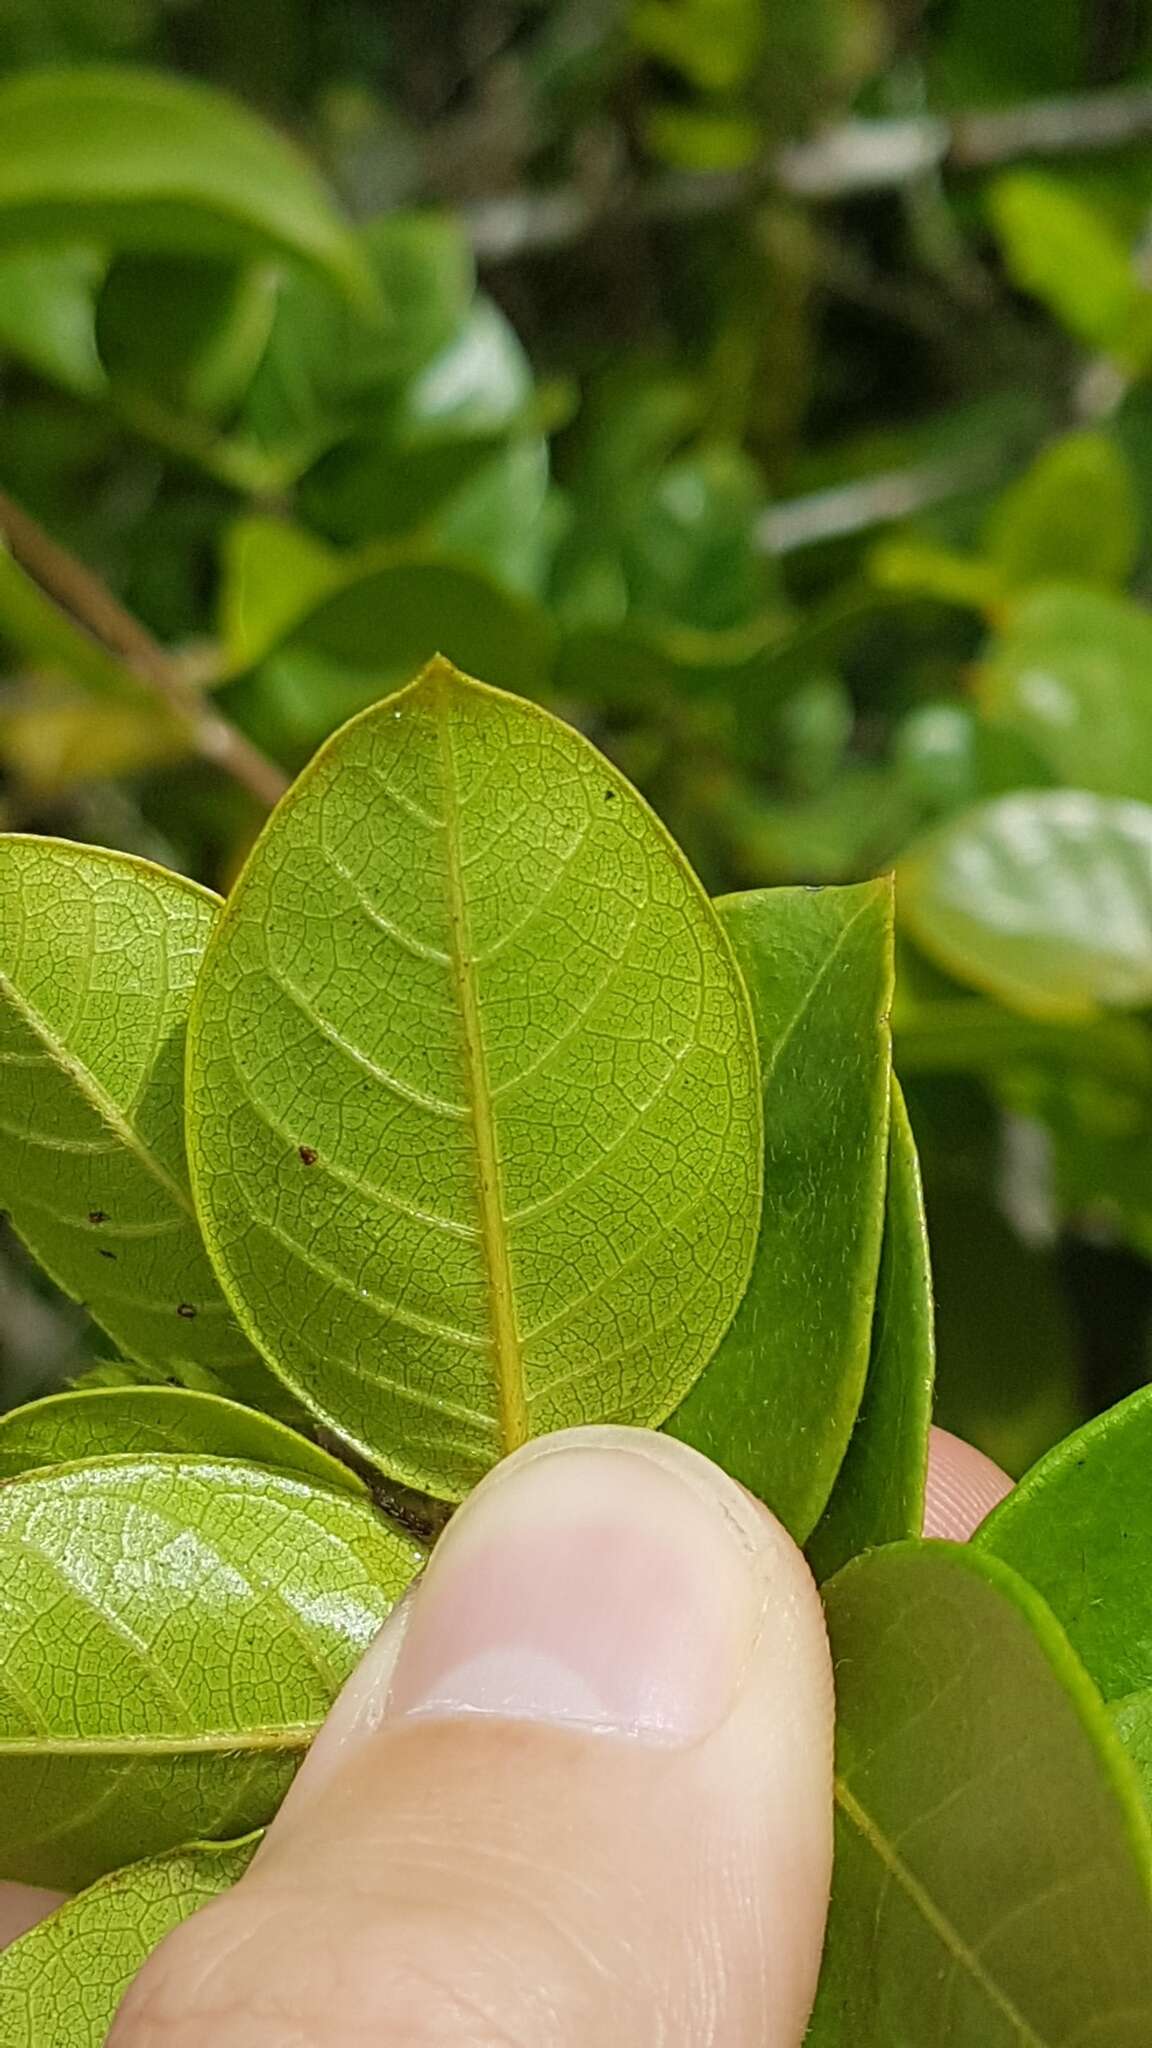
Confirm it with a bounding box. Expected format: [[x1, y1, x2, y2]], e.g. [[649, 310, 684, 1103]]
[[985, 433, 1140, 592], [810, 1541, 1152, 2045], [807, 1080, 934, 1580], [0, 1834, 259, 2047], [667, 881, 892, 1539], [0, 1384, 365, 1494], [988, 172, 1152, 371], [0, 836, 259, 1376], [0, 1455, 420, 1887], [899, 791, 1152, 1018], [187, 660, 762, 1499]]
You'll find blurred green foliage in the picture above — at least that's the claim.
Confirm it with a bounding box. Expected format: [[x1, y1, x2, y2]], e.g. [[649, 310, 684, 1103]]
[[5, 0, 1152, 1470]]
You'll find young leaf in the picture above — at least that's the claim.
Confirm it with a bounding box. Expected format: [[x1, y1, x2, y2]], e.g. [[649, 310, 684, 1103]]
[[0, 69, 368, 301], [0, 1455, 421, 1888], [666, 881, 892, 1539], [0, 246, 105, 396], [984, 434, 1140, 593], [806, 1079, 934, 1580], [978, 587, 1152, 807], [810, 1541, 1152, 2045], [0, 837, 260, 1377], [899, 790, 1152, 1018], [0, 1385, 365, 1495], [187, 659, 762, 1500], [0, 1833, 259, 2046], [976, 1385, 1152, 1805]]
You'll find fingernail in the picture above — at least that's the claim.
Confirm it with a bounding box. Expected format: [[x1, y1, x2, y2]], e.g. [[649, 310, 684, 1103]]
[[383, 1427, 770, 1743]]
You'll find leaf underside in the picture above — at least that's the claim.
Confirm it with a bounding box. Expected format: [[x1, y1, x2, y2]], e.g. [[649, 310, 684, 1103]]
[[0, 1455, 421, 1889], [0, 835, 259, 1378], [0, 1834, 259, 2045], [187, 659, 763, 1500]]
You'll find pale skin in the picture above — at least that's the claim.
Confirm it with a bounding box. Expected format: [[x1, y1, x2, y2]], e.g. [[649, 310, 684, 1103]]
[[0, 1424, 1010, 2047]]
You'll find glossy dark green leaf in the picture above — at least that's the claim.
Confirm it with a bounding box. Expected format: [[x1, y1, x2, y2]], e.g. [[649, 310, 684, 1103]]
[[0, 1455, 420, 1887], [811, 1541, 1152, 2045], [0, 1833, 259, 2046], [0, 68, 368, 299], [667, 881, 892, 1539], [0, 1385, 365, 1494], [976, 1385, 1152, 1805], [979, 588, 1152, 807], [0, 837, 261, 1377], [899, 791, 1152, 1018], [188, 661, 762, 1500], [984, 434, 1140, 592], [807, 1080, 934, 1580]]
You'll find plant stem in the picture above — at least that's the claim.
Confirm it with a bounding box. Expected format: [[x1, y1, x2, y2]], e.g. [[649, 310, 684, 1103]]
[[0, 488, 289, 810]]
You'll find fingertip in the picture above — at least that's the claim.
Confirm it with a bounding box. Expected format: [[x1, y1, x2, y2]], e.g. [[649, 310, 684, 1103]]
[[923, 1426, 1013, 1539]]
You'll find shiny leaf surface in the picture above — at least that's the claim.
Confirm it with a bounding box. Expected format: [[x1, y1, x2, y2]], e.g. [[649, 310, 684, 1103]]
[[979, 587, 1152, 806], [0, 1456, 420, 1888], [0, 1385, 364, 1494], [899, 791, 1152, 1017]]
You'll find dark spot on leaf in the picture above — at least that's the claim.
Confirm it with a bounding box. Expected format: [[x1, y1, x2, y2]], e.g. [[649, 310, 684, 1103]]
[[176, 1302, 197, 1319], [97, 1248, 117, 1261], [298, 1145, 318, 1166], [88, 1210, 108, 1225], [604, 788, 617, 801]]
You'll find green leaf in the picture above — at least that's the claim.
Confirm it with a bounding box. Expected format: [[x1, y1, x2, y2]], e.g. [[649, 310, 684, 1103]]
[[0, 245, 105, 395], [96, 253, 278, 420], [806, 1080, 934, 1580], [0, 1385, 365, 1494], [0, 68, 368, 300], [810, 1541, 1152, 2046], [666, 881, 892, 1539], [976, 1384, 1152, 1807], [988, 172, 1152, 370], [985, 433, 1140, 592], [0, 683, 190, 791], [218, 516, 343, 675], [899, 791, 1152, 1018], [621, 444, 770, 632], [187, 659, 762, 1500], [0, 1454, 420, 1888], [979, 588, 1152, 807], [0, 1833, 259, 2047], [0, 836, 260, 1377], [0, 546, 138, 694]]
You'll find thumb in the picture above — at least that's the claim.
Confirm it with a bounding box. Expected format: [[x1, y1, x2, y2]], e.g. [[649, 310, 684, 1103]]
[[111, 1427, 834, 2048]]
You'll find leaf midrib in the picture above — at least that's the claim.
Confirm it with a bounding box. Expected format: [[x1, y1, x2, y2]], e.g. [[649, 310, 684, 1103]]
[[433, 675, 528, 1453], [0, 1727, 316, 1758], [0, 967, 192, 1217], [835, 1777, 1047, 2045]]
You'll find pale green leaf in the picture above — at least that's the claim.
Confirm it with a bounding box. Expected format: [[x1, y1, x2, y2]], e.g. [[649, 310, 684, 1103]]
[[0, 548, 137, 694], [899, 791, 1152, 1018], [667, 881, 892, 1539], [976, 1384, 1152, 1808], [0, 1834, 259, 2047], [0, 1385, 365, 1495], [985, 434, 1140, 592], [0, 836, 260, 1377], [0, 68, 369, 300], [979, 587, 1152, 807], [806, 1079, 934, 1580], [187, 659, 762, 1500], [0, 1454, 420, 1888], [988, 172, 1152, 370], [811, 1541, 1152, 2045], [218, 516, 343, 675]]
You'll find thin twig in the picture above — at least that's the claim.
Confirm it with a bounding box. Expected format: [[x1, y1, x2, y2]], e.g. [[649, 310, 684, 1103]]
[[465, 85, 1152, 263], [0, 489, 289, 809]]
